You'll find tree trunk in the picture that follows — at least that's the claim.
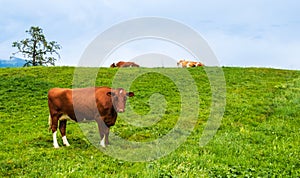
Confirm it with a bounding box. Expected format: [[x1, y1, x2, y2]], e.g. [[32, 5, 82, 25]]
[[32, 40, 37, 66]]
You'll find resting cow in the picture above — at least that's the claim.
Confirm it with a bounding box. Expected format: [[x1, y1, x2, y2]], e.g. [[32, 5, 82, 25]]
[[110, 61, 139, 68], [177, 59, 204, 68], [48, 87, 134, 148]]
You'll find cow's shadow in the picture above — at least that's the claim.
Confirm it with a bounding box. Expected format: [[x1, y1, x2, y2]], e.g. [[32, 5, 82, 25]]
[[30, 134, 92, 149]]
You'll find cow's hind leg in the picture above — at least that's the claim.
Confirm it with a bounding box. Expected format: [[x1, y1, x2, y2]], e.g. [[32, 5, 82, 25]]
[[59, 119, 70, 147], [50, 114, 60, 148], [48, 115, 52, 131]]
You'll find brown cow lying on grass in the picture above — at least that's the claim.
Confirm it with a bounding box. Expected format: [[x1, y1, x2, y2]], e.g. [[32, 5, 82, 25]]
[[48, 87, 134, 148], [110, 61, 139, 68], [177, 59, 204, 68]]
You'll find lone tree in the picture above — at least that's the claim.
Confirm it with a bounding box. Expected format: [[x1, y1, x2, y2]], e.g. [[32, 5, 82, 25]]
[[12, 26, 61, 67]]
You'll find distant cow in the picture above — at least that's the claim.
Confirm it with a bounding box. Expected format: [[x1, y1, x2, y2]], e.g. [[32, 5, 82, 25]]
[[48, 87, 134, 148], [177, 59, 204, 68], [110, 61, 139, 68]]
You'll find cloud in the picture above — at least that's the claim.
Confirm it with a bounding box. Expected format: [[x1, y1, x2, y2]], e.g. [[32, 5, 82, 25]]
[[206, 28, 300, 69]]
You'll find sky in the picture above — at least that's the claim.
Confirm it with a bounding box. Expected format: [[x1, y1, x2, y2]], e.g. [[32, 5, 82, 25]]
[[1, 0, 300, 69]]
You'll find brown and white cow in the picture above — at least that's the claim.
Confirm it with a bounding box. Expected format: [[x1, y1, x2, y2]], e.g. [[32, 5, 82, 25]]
[[110, 61, 139, 68], [48, 87, 134, 148], [177, 59, 204, 68]]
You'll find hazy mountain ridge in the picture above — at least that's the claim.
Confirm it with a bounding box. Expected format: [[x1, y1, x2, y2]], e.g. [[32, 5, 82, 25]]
[[0, 57, 26, 68]]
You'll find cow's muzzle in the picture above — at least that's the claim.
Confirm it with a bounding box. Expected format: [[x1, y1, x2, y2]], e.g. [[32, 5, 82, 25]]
[[117, 109, 124, 113]]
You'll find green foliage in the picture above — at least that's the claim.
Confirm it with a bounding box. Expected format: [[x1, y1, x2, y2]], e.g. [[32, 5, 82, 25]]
[[11, 26, 61, 67], [0, 67, 299, 177]]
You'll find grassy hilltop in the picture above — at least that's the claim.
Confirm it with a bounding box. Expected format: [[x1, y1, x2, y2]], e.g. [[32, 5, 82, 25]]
[[0, 67, 299, 177]]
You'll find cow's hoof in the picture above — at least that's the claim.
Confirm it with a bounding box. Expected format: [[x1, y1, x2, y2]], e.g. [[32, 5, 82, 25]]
[[62, 136, 70, 147], [100, 141, 106, 148]]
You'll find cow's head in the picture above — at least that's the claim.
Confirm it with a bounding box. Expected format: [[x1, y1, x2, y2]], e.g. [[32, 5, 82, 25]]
[[110, 63, 116, 68], [177, 59, 185, 67], [107, 88, 134, 113]]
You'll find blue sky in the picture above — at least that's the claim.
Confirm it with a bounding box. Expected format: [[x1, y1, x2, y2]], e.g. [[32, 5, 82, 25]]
[[1, 0, 300, 69]]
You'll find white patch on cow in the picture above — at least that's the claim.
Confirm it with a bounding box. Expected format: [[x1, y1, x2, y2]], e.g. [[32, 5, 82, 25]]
[[53, 131, 59, 148], [120, 89, 123, 94], [59, 114, 71, 121], [100, 135, 106, 147], [186, 62, 191, 67], [62, 136, 70, 146]]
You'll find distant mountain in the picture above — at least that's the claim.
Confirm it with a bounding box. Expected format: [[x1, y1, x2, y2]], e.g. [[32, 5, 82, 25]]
[[0, 57, 26, 68]]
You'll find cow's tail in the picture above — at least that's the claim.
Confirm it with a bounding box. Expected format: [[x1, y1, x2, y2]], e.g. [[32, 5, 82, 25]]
[[48, 115, 52, 132]]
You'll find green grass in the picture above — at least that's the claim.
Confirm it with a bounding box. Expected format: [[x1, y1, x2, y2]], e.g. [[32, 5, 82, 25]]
[[0, 66, 299, 177]]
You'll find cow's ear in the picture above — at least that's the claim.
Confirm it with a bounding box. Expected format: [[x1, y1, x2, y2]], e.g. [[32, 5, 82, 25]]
[[127, 92, 134, 97], [107, 92, 115, 96]]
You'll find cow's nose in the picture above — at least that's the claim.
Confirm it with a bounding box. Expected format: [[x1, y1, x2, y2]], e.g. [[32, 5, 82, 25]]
[[118, 109, 124, 113]]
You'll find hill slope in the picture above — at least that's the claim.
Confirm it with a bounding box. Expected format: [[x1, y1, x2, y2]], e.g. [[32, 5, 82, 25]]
[[0, 67, 299, 177]]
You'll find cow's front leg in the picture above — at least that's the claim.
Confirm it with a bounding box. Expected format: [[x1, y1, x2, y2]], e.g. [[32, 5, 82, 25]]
[[100, 126, 106, 148], [96, 119, 108, 148], [104, 127, 110, 145]]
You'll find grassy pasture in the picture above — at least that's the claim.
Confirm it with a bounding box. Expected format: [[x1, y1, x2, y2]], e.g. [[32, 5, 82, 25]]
[[0, 66, 299, 177]]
